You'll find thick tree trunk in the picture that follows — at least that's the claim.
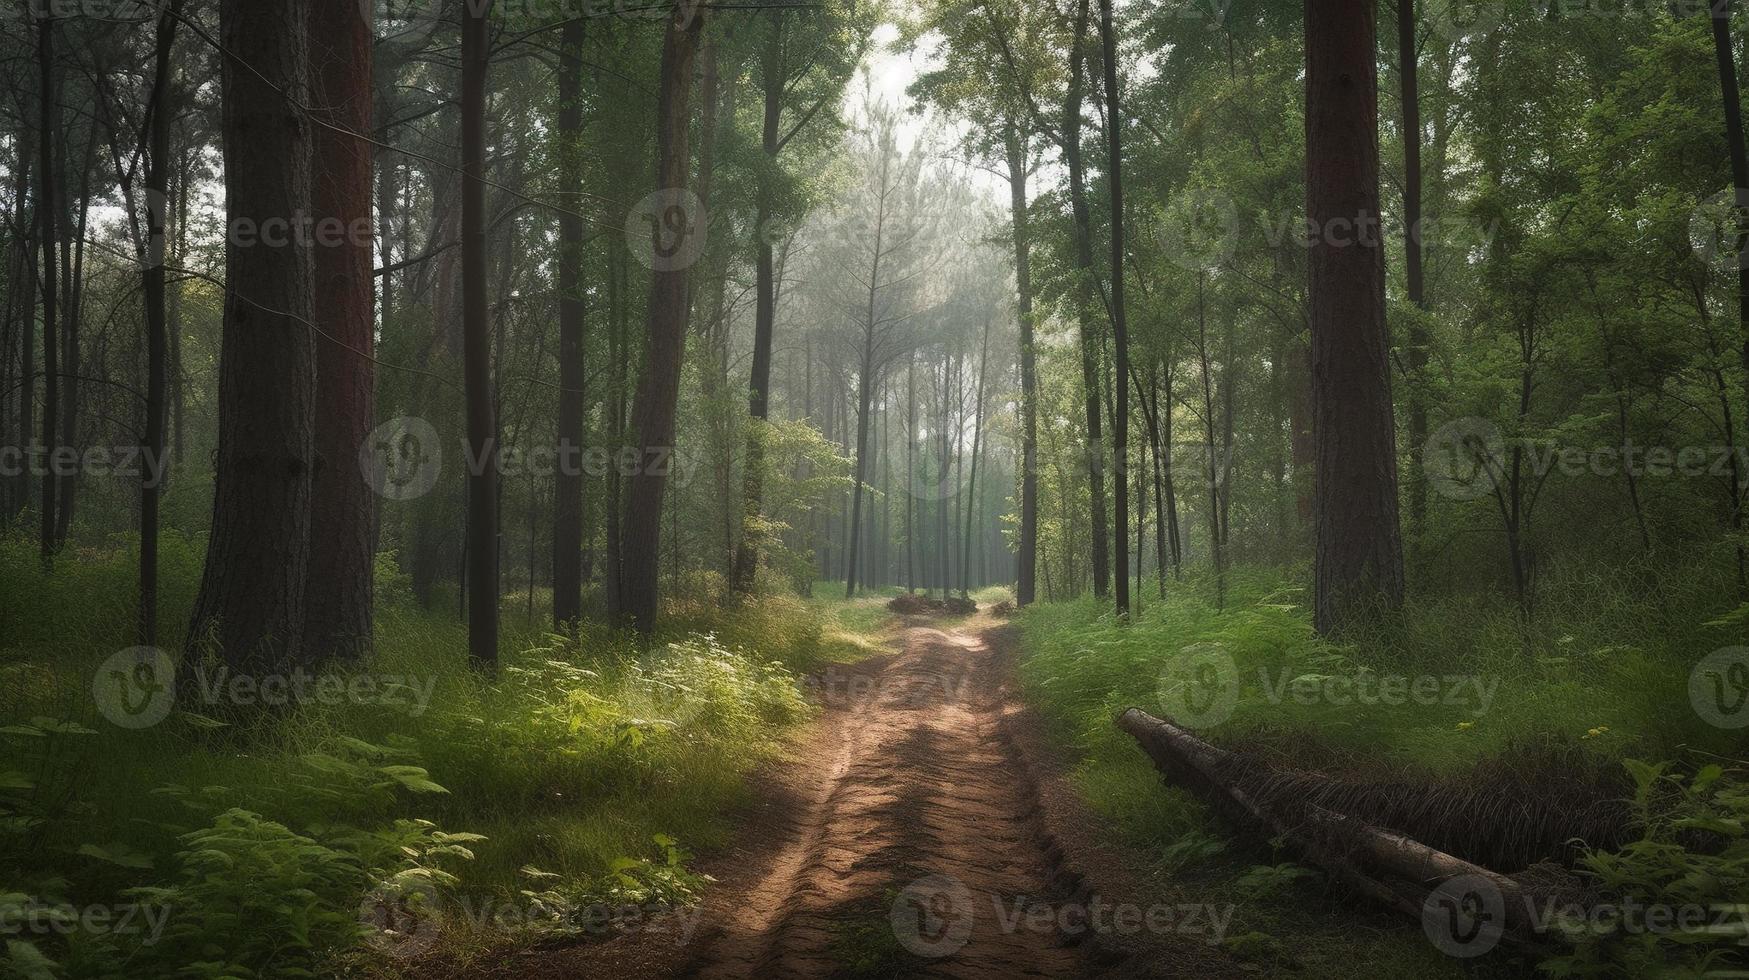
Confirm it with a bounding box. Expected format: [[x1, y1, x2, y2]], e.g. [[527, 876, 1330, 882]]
[[139, 0, 181, 647], [615, 6, 705, 633], [461, 0, 499, 666], [187, 0, 318, 672], [552, 16, 588, 628], [1305, 0, 1406, 633], [304, 0, 377, 662]]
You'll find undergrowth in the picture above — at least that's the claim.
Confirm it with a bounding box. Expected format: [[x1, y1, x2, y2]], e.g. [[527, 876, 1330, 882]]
[[0, 535, 835, 979], [1015, 562, 1748, 977]]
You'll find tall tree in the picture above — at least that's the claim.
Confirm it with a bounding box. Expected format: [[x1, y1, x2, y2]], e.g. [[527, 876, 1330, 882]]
[[304, 0, 376, 661], [1004, 122, 1040, 607], [552, 15, 588, 629], [1304, 0, 1406, 633], [1708, 0, 1749, 445], [36, 9, 56, 568], [1098, 0, 1129, 618], [1399, 0, 1430, 541], [1064, 0, 1111, 600], [614, 4, 706, 633], [139, 0, 182, 646], [461, 0, 498, 666], [187, 0, 318, 671]]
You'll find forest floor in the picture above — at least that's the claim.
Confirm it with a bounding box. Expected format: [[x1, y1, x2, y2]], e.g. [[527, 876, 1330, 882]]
[[437, 610, 1246, 979]]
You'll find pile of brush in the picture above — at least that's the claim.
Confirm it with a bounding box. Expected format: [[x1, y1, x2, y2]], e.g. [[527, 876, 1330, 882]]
[[885, 594, 979, 616]]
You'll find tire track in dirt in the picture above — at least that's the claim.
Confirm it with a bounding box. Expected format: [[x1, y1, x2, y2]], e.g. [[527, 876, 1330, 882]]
[[682, 623, 1093, 980]]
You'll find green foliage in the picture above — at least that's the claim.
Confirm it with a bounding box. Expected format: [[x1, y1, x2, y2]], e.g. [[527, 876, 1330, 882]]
[[0, 537, 834, 978], [1541, 763, 1749, 978]]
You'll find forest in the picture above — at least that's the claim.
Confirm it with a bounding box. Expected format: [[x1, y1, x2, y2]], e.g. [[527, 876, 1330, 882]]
[[1, 0, 1748, 977]]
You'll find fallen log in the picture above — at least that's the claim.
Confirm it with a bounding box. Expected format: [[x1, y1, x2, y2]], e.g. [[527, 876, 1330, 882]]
[[1117, 708, 1557, 948]]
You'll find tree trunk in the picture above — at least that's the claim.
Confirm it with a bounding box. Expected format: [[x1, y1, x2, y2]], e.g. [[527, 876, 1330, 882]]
[[552, 15, 588, 628], [1304, 0, 1406, 633], [13, 132, 34, 521], [187, 0, 318, 672], [304, 0, 377, 662], [1099, 0, 1129, 617], [1004, 124, 1039, 607], [730, 17, 787, 595], [461, 0, 499, 666], [1064, 0, 1110, 600], [960, 316, 991, 597], [139, 0, 181, 646], [615, 6, 705, 633], [844, 342, 875, 598], [1710, 0, 1749, 499], [37, 12, 58, 568], [1399, 0, 1430, 542]]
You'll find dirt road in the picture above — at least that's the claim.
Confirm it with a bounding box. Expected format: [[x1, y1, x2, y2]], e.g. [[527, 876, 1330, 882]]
[[473, 618, 1240, 980]]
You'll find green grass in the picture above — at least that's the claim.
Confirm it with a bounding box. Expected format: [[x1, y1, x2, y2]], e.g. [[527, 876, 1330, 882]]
[[0, 534, 857, 979], [1012, 562, 1749, 977]]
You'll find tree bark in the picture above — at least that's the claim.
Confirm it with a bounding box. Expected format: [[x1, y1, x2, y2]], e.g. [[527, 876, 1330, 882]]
[[1099, 0, 1129, 617], [615, 5, 705, 633], [37, 11, 58, 568], [461, 0, 499, 666], [1709, 0, 1749, 497], [731, 15, 786, 595], [1005, 127, 1039, 606], [187, 0, 318, 672], [1305, 0, 1407, 633], [1399, 0, 1430, 542], [305, 0, 377, 661], [139, 0, 181, 646], [1064, 0, 1110, 600], [552, 15, 588, 628]]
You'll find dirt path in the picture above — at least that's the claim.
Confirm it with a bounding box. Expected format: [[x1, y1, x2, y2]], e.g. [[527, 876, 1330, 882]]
[[469, 616, 1240, 980], [683, 621, 1083, 979]]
